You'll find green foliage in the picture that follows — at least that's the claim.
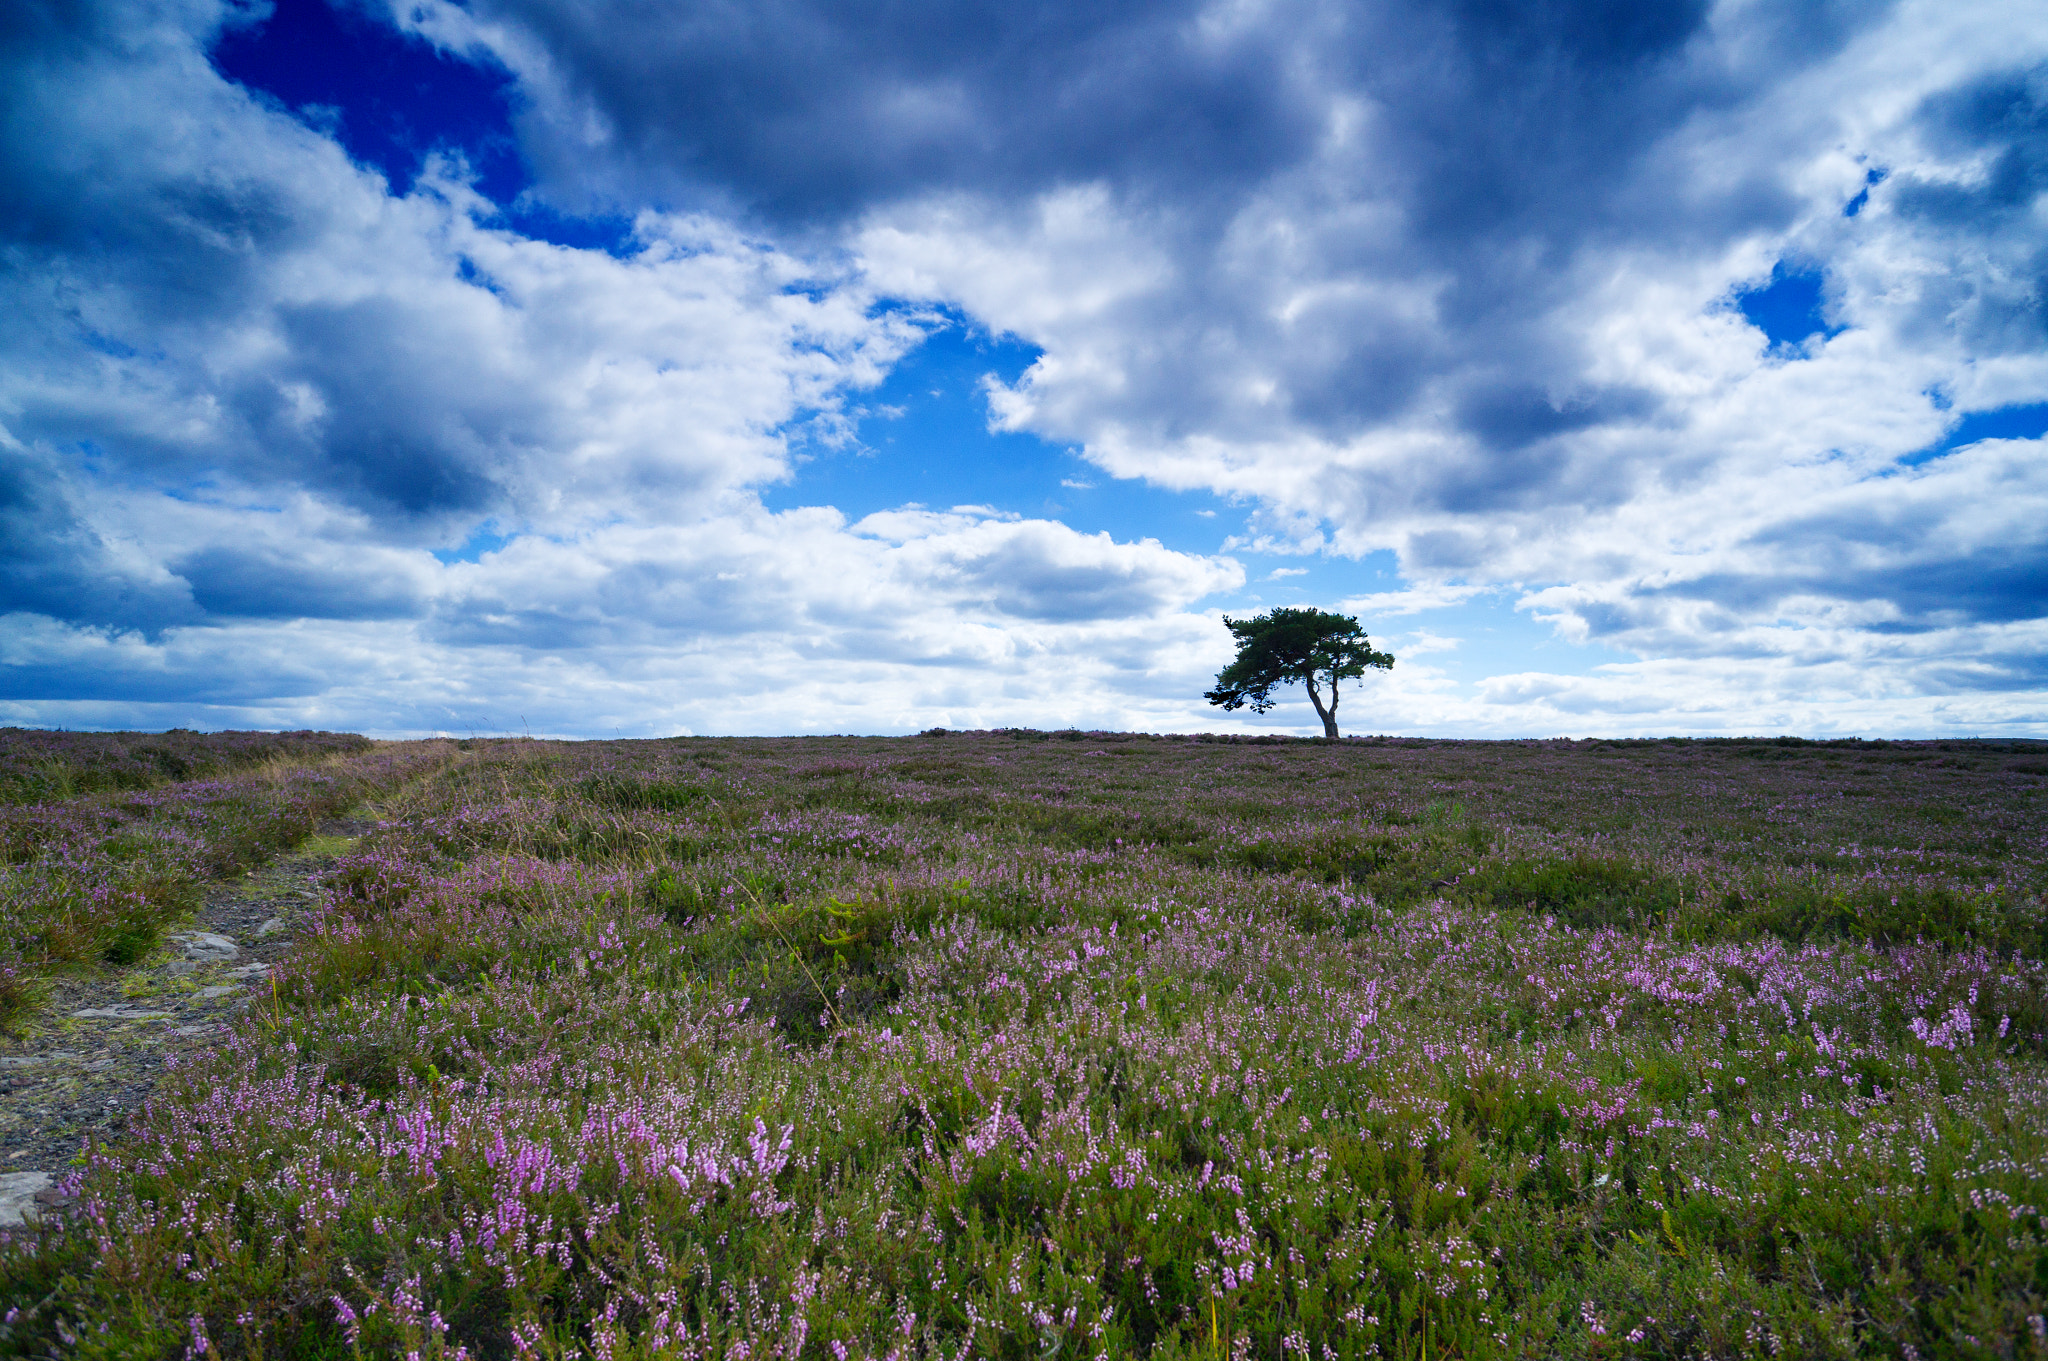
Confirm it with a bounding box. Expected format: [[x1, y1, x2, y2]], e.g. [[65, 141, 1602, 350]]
[[0, 728, 373, 805], [1465, 854, 1685, 931], [577, 773, 710, 812], [1205, 607, 1395, 737], [0, 748, 434, 1030]]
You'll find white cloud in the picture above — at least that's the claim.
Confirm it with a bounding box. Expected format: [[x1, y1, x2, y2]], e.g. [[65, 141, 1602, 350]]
[[0, 0, 1259, 734], [817, 0, 2048, 729], [0, 505, 1248, 734], [4, 0, 2045, 737], [1391, 630, 1460, 657], [1338, 583, 1491, 616]]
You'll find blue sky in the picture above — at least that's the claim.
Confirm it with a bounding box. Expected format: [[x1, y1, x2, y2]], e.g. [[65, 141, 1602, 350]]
[[767, 320, 1630, 698], [2, 0, 2045, 738]]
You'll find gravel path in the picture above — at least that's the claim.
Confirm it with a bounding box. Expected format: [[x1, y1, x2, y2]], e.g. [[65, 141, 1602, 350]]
[[0, 817, 371, 1227]]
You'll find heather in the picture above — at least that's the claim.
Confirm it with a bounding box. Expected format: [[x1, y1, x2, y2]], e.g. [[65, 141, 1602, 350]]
[[0, 730, 374, 807], [0, 735, 446, 1027], [4, 732, 2047, 1359]]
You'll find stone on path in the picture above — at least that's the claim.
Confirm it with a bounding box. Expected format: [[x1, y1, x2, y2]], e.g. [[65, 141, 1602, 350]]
[[71, 1004, 173, 1021], [0, 1172, 52, 1228], [257, 917, 288, 938], [168, 931, 239, 962]]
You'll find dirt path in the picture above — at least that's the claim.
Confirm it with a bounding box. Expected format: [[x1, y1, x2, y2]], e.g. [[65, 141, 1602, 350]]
[[0, 815, 371, 1226]]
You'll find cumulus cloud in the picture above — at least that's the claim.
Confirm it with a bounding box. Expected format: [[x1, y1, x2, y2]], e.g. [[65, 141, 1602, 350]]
[[0, 0, 1253, 734], [425, 507, 1239, 649], [849, 0, 2048, 722], [4, 0, 2045, 736], [1, 0, 921, 529], [387, 0, 1326, 221], [0, 506, 1244, 732]]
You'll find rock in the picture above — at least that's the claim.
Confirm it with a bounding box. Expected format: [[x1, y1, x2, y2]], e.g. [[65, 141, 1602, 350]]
[[256, 917, 288, 938], [193, 985, 237, 1000], [0, 1172, 52, 1228], [168, 930, 239, 962], [226, 963, 273, 980], [71, 1005, 173, 1021], [170, 1023, 220, 1037], [0, 1053, 76, 1069]]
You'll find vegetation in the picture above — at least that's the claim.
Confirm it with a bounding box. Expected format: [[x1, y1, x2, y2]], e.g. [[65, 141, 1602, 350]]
[[3, 730, 2047, 1359], [1205, 610, 1394, 738], [0, 732, 445, 1028], [0, 729, 373, 806]]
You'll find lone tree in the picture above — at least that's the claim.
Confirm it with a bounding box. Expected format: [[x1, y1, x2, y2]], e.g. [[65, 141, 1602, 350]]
[[1205, 607, 1394, 739]]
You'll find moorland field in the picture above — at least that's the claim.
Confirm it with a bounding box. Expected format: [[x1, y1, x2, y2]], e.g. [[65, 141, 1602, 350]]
[[1, 728, 2046, 1359]]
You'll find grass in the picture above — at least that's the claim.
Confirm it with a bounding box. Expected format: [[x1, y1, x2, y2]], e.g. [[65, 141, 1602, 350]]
[[1, 731, 2045, 1359], [297, 833, 367, 859], [0, 730, 374, 806], [0, 736, 452, 1030]]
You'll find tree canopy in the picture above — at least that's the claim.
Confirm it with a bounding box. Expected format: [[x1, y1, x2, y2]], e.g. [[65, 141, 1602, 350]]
[[1204, 607, 1394, 739]]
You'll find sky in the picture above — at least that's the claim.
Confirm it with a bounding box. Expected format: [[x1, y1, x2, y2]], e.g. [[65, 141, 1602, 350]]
[[2, 0, 2046, 739]]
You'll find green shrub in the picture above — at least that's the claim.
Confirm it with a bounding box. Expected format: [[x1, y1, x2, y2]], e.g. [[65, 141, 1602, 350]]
[[1468, 854, 1684, 930]]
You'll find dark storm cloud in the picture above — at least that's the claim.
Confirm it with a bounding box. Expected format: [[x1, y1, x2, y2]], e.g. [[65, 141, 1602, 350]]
[[461, 0, 1324, 221], [0, 0, 312, 325], [0, 452, 199, 631], [173, 544, 428, 619], [1890, 63, 2048, 353], [1900, 63, 2048, 223], [1659, 554, 2048, 630], [0, 658, 325, 703], [259, 297, 524, 517], [960, 539, 1186, 623], [466, 0, 1857, 456], [472, 0, 1789, 238], [1348, 0, 1715, 250], [1453, 383, 1661, 455]]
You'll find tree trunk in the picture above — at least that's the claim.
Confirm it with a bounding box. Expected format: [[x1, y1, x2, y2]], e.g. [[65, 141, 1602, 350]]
[[1304, 675, 1341, 740]]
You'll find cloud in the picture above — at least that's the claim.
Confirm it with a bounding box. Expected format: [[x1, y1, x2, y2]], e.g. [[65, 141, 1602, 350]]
[[0, 506, 1246, 733], [1512, 433, 2048, 661], [173, 543, 430, 621], [1391, 630, 1460, 657], [4, 0, 2045, 737], [0, 612, 331, 706], [428, 506, 1241, 649], [0, 446, 199, 631], [0, 0, 925, 537], [874, 513, 1243, 623], [391, 0, 1327, 222], [836, 1, 2048, 714], [0, 0, 1244, 735], [1339, 583, 1490, 617], [0, 0, 933, 623]]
